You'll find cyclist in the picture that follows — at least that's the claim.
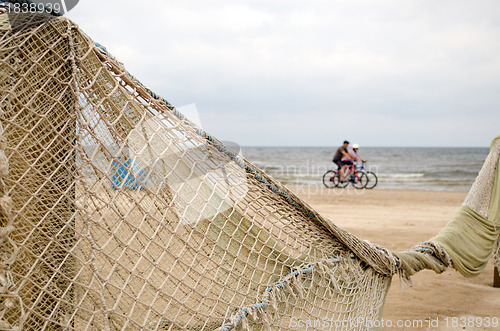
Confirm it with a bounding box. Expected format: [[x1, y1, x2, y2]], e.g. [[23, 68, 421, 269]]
[[332, 140, 353, 181], [340, 143, 367, 181], [344, 143, 367, 163]]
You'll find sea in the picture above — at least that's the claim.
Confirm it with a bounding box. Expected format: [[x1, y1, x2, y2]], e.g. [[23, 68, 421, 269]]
[[238, 146, 490, 192]]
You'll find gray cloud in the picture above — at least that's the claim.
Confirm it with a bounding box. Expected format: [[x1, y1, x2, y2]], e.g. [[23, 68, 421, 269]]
[[67, 0, 500, 146]]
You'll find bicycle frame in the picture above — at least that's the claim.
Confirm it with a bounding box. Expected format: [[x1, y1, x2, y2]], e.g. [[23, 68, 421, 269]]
[[340, 161, 365, 179]]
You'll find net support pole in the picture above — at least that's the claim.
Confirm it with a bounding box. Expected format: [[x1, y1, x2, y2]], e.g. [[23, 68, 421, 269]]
[[494, 266, 500, 288]]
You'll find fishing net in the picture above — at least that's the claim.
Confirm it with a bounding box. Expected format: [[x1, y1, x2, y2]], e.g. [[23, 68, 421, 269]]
[[0, 8, 498, 331]]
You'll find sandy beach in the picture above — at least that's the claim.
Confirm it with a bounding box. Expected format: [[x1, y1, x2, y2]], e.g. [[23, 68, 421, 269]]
[[288, 186, 500, 330]]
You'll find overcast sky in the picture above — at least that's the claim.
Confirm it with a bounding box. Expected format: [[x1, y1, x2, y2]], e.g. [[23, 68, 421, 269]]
[[66, 0, 499, 147]]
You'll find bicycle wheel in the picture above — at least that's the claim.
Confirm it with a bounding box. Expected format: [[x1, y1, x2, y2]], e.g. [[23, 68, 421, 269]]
[[352, 172, 368, 189], [322, 170, 337, 188], [364, 171, 378, 189]]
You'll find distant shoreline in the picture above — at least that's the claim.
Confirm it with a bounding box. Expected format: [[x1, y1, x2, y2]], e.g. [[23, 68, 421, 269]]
[[285, 185, 470, 193], [241, 146, 487, 192]]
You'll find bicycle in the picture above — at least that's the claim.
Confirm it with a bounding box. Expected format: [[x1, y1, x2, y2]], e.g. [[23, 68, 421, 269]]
[[322, 161, 378, 189], [322, 162, 367, 189], [357, 161, 378, 189]]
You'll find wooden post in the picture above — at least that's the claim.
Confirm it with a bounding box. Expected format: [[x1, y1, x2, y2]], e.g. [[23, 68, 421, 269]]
[[494, 266, 500, 288]]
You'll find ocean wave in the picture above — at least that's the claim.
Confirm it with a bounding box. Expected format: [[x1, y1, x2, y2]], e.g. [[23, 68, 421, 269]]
[[379, 173, 424, 178], [260, 165, 282, 171]]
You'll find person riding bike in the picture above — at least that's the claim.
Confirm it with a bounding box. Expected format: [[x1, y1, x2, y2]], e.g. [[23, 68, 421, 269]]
[[332, 140, 353, 181], [343, 143, 367, 163], [340, 143, 367, 181]]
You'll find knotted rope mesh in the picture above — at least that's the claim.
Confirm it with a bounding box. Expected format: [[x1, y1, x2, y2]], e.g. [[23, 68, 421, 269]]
[[0, 10, 498, 331]]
